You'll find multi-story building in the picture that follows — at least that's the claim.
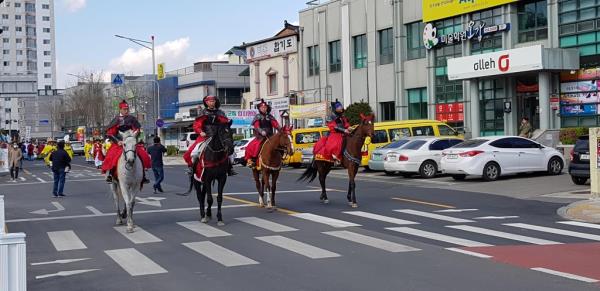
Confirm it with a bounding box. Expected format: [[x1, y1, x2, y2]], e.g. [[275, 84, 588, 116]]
[[18, 88, 63, 139], [299, 0, 589, 138]]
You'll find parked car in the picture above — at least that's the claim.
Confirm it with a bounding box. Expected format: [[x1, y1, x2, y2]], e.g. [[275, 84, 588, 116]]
[[368, 138, 412, 174], [233, 138, 255, 166], [70, 141, 85, 156], [178, 132, 198, 152], [569, 135, 589, 185], [384, 137, 464, 178], [301, 148, 314, 167], [441, 136, 565, 181]]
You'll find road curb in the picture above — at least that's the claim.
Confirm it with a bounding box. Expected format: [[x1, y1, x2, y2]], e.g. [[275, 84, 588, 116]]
[[557, 199, 600, 223]]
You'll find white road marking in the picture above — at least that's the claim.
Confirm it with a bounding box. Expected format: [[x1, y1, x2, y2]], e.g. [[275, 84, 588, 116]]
[[0, 178, 105, 187], [222, 189, 341, 196], [256, 235, 341, 259], [48, 230, 87, 251], [31, 201, 65, 215], [386, 227, 492, 247], [177, 221, 232, 237], [446, 225, 561, 245], [557, 221, 600, 230], [36, 177, 46, 183], [435, 209, 478, 213], [135, 197, 166, 207], [114, 226, 162, 244], [531, 267, 598, 283], [291, 213, 361, 228], [474, 216, 520, 220], [505, 223, 600, 241], [343, 211, 419, 225], [31, 258, 91, 266], [394, 209, 474, 223], [19, 177, 25, 181], [183, 241, 259, 267], [445, 248, 492, 258], [323, 230, 421, 253], [235, 217, 298, 232], [105, 248, 168, 276], [36, 269, 100, 279], [85, 206, 103, 215]]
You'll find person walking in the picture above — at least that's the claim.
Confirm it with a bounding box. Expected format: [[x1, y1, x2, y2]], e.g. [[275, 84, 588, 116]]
[[518, 117, 533, 138], [49, 141, 71, 198], [84, 139, 93, 164], [8, 142, 22, 182], [147, 137, 167, 193], [27, 143, 34, 161]]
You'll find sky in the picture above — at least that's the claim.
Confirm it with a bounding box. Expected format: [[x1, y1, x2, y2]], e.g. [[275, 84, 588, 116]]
[[55, 0, 310, 88]]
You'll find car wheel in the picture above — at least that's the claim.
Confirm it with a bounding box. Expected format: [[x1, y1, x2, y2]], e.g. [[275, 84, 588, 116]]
[[482, 162, 500, 181], [384, 170, 396, 176], [571, 176, 588, 185], [452, 174, 466, 181], [547, 157, 563, 175], [419, 160, 437, 179]]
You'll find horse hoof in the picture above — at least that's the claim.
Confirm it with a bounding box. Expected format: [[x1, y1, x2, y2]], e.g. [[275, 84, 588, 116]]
[[323, 199, 329, 204], [351, 203, 358, 208], [126, 227, 134, 233], [217, 221, 225, 227], [200, 217, 210, 223], [258, 203, 265, 208], [116, 220, 123, 226]]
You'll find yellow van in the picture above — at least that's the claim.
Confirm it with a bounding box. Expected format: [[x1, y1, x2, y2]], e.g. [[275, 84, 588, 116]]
[[286, 126, 329, 168], [361, 120, 460, 167]]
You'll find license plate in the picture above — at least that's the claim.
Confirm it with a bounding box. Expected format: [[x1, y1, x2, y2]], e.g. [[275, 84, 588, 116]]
[[387, 155, 396, 160], [303, 159, 310, 163], [447, 154, 458, 159], [580, 154, 590, 160], [372, 155, 381, 161]]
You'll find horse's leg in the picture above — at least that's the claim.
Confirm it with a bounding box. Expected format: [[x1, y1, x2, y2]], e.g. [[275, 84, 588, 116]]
[[349, 165, 359, 208], [263, 170, 272, 209], [195, 181, 208, 222], [253, 169, 264, 207], [317, 162, 329, 203], [122, 183, 135, 233], [206, 176, 213, 219], [216, 173, 226, 226], [112, 183, 123, 225], [270, 170, 279, 210], [201, 179, 213, 223]]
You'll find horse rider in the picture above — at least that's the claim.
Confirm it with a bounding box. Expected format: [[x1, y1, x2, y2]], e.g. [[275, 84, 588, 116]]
[[314, 99, 350, 162], [245, 99, 280, 168], [183, 95, 236, 176], [102, 100, 151, 184]]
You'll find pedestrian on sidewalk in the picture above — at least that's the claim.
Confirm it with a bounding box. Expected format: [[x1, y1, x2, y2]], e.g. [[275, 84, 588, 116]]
[[49, 141, 71, 198], [8, 142, 22, 182], [147, 136, 167, 193]]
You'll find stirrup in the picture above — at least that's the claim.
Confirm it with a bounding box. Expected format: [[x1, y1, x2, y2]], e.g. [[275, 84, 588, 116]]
[[105, 175, 113, 184]]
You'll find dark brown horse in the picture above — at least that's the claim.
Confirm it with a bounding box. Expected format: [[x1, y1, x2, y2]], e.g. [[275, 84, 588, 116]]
[[298, 113, 375, 207], [251, 125, 293, 210]]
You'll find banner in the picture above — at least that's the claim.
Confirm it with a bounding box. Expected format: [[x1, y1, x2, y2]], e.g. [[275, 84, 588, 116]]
[[561, 104, 598, 116], [76, 126, 86, 142], [423, 0, 518, 22], [560, 80, 598, 93], [225, 110, 258, 128], [157, 63, 165, 80], [290, 102, 327, 119], [560, 92, 599, 104], [560, 67, 600, 82]]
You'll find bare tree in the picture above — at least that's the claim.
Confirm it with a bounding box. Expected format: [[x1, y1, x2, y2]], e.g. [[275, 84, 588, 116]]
[[63, 71, 111, 130]]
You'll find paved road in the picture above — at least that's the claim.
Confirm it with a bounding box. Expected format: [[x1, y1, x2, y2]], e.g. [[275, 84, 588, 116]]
[[2, 157, 600, 291]]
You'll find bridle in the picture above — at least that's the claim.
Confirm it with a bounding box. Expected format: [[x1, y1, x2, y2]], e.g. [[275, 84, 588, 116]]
[[259, 131, 292, 170], [121, 136, 137, 170]]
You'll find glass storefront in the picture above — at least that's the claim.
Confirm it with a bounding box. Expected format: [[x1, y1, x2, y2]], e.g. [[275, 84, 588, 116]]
[[480, 79, 506, 136]]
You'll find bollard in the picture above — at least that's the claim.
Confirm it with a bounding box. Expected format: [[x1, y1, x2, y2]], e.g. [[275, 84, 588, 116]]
[[0, 195, 4, 234], [0, 195, 27, 291]]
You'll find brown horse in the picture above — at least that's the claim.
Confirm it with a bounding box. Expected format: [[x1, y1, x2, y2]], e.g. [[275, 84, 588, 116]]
[[251, 125, 293, 210], [298, 113, 375, 207]]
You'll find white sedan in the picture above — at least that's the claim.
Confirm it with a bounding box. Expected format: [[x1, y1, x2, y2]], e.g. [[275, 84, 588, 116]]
[[383, 137, 463, 178], [233, 138, 255, 165], [441, 136, 565, 181]]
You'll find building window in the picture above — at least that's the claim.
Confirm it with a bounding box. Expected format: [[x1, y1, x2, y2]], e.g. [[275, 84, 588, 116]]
[[2, 49, 8, 54], [379, 28, 393, 65], [43, 28, 50, 33], [408, 88, 428, 119], [5, 108, 11, 113], [2, 38, 8, 43], [43, 39, 50, 44], [15, 15, 21, 20], [267, 73, 278, 95], [1, 26, 8, 32], [44, 62, 51, 67], [42, 4, 50, 9], [307, 45, 319, 76], [480, 79, 506, 136], [16, 61, 23, 67], [16, 50, 22, 55], [14, 3, 21, 8], [559, 0, 600, 56], [329, 40, 341, 73], [471, 7, 504, 54], [44, 73, 51, 78], [43, 16, 50, 21], [16, 27, 22, 32], [380, 102, 396, 121], [25, 3, 35, 12], [353, 34, 367, 69], [406, 22, 426, 60], [518, 0, 548, 43], [43, 51, 51, 56], [1, 15, 8, 20], [15, 38, 22, 43], [4, 98, 11, 101], [3, 61, 9, 66], [45, 85, 52, 90]]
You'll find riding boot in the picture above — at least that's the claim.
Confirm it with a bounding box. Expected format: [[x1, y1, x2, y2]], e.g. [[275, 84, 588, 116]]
[[142, 170, 150, 184], [246, 159, 255, 169], [105, 172, 113, 184]]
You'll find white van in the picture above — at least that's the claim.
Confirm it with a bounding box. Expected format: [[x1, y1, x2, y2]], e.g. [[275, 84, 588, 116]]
[[179, 132, 198, 152]]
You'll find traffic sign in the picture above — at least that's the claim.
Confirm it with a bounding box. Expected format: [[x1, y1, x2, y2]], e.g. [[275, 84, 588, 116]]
[[155, 119, 165, 128], [111, 74, 125, 86]]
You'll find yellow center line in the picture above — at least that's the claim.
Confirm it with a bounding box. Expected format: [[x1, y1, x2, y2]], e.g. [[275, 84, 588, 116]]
[[392, 197, 456, 209], [222, 195, 299, 215]]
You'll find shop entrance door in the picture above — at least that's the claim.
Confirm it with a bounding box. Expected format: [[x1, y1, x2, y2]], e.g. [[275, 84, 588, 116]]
[[517, 93, 540, 131]]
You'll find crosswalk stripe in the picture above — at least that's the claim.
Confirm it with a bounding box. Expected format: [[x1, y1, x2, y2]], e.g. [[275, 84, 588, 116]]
[[394, 209, 474, 223], [114, 226, 162, 244], [446, 248, 492, 258], [256, 235, 341, 259], [531, 267, 599, 283], [290, 213, 361, 228], [446, 225, 561, 245], [505, 223, 600, 241], [19, 177, 25, 181], [323, 230, 421, 253], [386, 227, 492, 247], [47, 230, 87, 251], [557, 221, 600, 230], [343, 211, 419, 225], [177, 221, 231, 237], [235, 217, 298, 232], [105, 248, 168, 276], [183, 241, 259, 267]]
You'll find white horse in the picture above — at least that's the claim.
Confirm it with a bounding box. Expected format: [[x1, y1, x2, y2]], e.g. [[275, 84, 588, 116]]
[[111, 130, 144, 233]]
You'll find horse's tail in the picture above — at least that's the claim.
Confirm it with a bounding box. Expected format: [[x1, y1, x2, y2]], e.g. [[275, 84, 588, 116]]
[[297, 161, 318, 183], [176, 160, 197, 196]]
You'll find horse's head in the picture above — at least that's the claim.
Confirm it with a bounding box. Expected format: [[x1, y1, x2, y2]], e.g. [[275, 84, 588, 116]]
[[358, 113, 375, 138], [277, 125, 294, 155], [119, 130, 138, 166]]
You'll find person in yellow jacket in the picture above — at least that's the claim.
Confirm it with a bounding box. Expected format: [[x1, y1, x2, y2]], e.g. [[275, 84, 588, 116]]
[[63, 135, 74, 159], [103, 138, 112, 154], [84, 139, 93, 164], [40, 138, 57, 167]]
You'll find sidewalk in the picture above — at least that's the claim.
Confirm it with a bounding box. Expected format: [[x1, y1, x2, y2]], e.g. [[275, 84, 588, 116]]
[[558, 199, 600, 223]]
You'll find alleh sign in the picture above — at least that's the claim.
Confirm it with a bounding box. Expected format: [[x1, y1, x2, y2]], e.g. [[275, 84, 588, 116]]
[[246, 36, 297, 62]]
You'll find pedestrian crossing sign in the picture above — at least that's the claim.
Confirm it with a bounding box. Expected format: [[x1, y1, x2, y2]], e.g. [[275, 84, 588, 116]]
[[111, 74, 125, 86]]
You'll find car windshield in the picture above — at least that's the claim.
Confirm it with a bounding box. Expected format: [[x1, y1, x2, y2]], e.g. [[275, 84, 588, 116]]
[[382, 139, 410, 149], [453, 139, 489, 148], [403, 140, 427, 150], [575, 136, 589, 151], [237, 140, 249, 147]]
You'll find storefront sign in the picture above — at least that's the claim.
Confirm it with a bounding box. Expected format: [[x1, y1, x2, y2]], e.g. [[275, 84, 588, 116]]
[[423, 21, 510, 50], [560, 92, 599, 104], [560, 67, 600, 82], [250, 97, 290, 125], [435, 102, 464, 122], [423, 0, 518, 22], [225, 110, 258, 128], [246, 36, 297, 62], [560, 80, 599, 93], [561, 104, 598, 116], [447, 45, 543, 80], [290, 102, 327, 119], [550, 96, 560, 110]]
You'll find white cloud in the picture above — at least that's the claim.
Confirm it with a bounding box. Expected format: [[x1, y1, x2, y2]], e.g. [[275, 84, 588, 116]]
[[108, 37, 191, 76], [63, 0, 86, 12]]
